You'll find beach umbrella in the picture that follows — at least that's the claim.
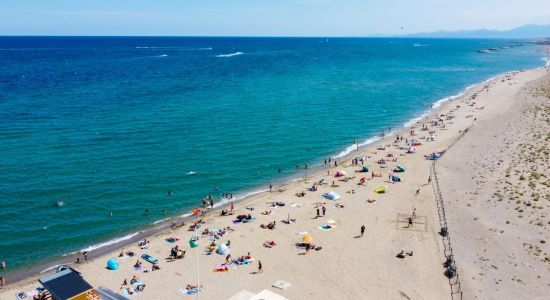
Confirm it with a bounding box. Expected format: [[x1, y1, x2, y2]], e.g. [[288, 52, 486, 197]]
[[216, 243, 230, 255], [302, 235, 313, 243], [192, 208, 202, 215]]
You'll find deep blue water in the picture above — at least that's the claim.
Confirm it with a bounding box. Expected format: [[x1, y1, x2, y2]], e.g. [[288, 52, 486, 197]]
[[0, 37, 545, 270]]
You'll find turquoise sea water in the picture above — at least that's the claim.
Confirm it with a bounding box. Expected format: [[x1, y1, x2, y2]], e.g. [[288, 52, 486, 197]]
[[0, 37, 546, 270]]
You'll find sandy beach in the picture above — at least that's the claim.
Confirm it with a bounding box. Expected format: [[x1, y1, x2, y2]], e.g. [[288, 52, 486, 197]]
[[1, 66, 548, 300]]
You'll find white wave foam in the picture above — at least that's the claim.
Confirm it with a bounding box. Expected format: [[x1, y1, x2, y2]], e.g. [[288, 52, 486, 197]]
[[40, 264, 62, 274], [216, 52, 243, 58], [73, 232, 139, 254], [156, 54, 168, 58], [186, 171, 197, 175], [544, 57, 550, 67], [404, 111, 430, 127], [136, 46, 212, 51], [332, 70, 521, 160], [334, 136, 381, 159], [153, 217, 171, 225], [413, 43, 429, 47]]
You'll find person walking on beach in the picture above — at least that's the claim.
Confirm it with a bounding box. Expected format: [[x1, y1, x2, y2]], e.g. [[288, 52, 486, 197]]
[[269, 184, 272, 191], [230, 202, 234, 212], [83, 251, 88, 261], [258, 261, 263, 273], [0, 276, 5, 288], [415, 188, 420, 195], [412, 208, 417, 219], [428, 175, 431, 184], [322, 206, 326, 216], [316, 208, 320, 218], [407, 217, 413, 228], [360, 225, 366, 237]]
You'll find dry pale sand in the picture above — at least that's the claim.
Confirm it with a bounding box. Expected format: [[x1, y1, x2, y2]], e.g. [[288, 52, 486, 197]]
[[437, 67, 550, 300], [1, 67, 548, 300]]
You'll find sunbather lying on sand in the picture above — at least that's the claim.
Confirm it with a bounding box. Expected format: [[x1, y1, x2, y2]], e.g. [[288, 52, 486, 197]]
[[282, 217, 296, 224], [264, 240, 277, 248], [260, 221, 276, 230]]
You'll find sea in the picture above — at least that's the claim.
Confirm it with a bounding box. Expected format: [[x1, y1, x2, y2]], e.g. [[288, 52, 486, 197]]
[[0, 36, 547, 272]]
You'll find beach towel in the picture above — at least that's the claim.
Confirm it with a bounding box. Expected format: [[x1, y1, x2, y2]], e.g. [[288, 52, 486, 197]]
[[319, 225, 334, 231], [272, 280, 292, 290], [141, 254, 158, 264], [165, 237, 179, 243], [179, 288, 200, 295]]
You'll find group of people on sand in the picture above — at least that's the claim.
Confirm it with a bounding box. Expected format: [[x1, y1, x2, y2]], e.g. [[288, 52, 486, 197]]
[[170, 245, 186, 260], [201, 226, 234, 240], [121, 275, 145, 294]]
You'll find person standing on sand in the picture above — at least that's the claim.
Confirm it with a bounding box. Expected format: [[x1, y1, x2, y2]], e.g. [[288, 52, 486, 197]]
[[316, 208, 320, 218], [0, 276, 5, 288], [269, 184, 272, 191], [360, 225, 366, 237], [258, 261, 263, 273], [428, 175, 431, 184], [230, 202, 234, 212], [412, 208, 417, 219], [322, 206, 326, 216], [408, 217, 413, 228]]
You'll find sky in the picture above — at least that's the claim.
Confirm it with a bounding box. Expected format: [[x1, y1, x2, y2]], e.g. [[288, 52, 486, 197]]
[[1, 0, 549, 36]]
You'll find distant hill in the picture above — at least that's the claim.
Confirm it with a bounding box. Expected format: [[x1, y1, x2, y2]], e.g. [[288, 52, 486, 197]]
[[401, 24, 550, 39]]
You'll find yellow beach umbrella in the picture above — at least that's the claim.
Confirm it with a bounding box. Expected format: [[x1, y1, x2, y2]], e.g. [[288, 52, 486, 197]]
[[302, 235, 313, 243]]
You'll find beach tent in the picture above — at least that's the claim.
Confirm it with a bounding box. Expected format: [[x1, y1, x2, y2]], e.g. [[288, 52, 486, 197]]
[[217, 243, 230, 255], [39, 268, 94, 300], [391, 175, 402, 182], [334, 170, 347, 177], [107, 258, 119, 270], [407, 147, 417, 153], [323, 191, 341, 200], [360, 166, 369, 172], [189, 237, 199, 248], [394, 165, 405, 172]]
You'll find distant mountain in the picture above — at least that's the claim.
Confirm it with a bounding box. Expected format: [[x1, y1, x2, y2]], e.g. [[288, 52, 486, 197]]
[[401, 24, 550, 39]]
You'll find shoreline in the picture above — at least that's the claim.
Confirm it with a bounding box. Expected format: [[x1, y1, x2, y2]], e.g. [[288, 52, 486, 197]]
[[2, 62, 548, 290]]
